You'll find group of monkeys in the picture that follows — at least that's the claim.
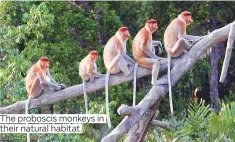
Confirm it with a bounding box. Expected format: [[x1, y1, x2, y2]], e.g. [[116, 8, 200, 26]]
[[24, 11, 203, 139]]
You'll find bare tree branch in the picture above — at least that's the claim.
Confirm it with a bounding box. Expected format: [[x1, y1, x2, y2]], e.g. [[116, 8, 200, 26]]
[[0, 59, 168, 114], [220, 23, 235, 82], [1, 20, 233, 142], [101, 21, 234, 142], [152, 120, 169, 129]]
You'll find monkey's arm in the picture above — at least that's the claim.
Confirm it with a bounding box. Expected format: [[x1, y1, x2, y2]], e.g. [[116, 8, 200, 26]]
[[152, 41, 163, 54], [122, 54, 135, 64], [47, 69, 65, 89], [37, 69, 61, 91], [116, 44, 134, 64], [47, 69, 59, 85], [93, 63, 104, 77], [139, 41, 158, 59], [178, 26, 203, 41], [180, 34, 202, 41], [152, 41, 162, 47]]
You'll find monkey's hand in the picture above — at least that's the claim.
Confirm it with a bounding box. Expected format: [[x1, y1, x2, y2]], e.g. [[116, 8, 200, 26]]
[[59, 84, 66, 90], [88, 73, 96, 83], [90, 78, 95, 83], [153, 41, 163, 55], [94, 72, 105, 78]]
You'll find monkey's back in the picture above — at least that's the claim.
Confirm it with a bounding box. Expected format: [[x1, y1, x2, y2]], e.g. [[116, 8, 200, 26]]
[[164, 18, 179, 50], [132, 27, 149, 61], [79, 56, 93, 81], [103, 36, 119, 69], [25, 64, 37, 94]]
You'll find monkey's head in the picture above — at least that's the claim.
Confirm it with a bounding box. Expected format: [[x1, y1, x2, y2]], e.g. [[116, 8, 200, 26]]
[[181, 11, 193, 25], [38, 57, 50, 69], [118, 27, 131, 41], [89, 50, 99, 61], [147, 19, 158, 33]]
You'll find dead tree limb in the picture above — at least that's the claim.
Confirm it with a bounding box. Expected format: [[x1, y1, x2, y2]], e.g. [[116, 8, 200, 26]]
[[0, 59, 168, 114], [101, 21, 234, 142], [0, 20, 233, 142], [152, 120, 169, 129], [220, 22, 235, 82]]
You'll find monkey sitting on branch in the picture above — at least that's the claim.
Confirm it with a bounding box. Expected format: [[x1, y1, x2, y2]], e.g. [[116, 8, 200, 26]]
[[103, 27, 135, 128], [164, 11, 204, 115], [79, 50, 104, 114], [132, 19, 163, 106], [25, 57, 66, 142]]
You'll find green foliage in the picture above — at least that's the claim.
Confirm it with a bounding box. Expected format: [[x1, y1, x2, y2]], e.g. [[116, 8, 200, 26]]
[[151, 101, 235, 141], [207, 102, 235, 141], [1, 1, 235, 141]]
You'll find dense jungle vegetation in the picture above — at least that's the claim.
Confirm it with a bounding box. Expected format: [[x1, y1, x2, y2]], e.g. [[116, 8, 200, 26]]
[[0, 1, 235, 141]]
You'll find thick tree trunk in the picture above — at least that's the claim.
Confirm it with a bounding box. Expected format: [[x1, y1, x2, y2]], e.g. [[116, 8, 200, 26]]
[[209, 13, 221, 111], [102, 22, 233, 142], [97, 8, 103, 45], [0, 20, 234, 142]]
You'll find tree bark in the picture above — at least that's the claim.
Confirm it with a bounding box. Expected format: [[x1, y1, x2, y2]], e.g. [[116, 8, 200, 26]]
[[0, 59, 167, 114], [97, 8, 103, 45], [209, 14, 221, 111]]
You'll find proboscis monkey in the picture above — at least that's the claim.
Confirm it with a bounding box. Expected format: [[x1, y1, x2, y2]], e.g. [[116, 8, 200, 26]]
[[79, 50, 104, 114], [164, 11, 203, 115], [25, 57, 65, 142], [103, 27, 134, 128], [132, 19, 162, 106]]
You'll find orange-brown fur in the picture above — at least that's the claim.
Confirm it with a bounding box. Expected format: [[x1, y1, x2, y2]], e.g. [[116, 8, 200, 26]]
[[132, 19, 158, 69]]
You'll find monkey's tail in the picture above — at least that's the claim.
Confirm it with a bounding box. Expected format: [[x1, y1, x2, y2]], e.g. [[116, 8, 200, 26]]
[[105, 71, 111, 128], [133, 62, 138, 106], [83, 80, 88, 114], [25, 96, 31, 115], [168, 54, 174, 115], [25, 96, 31, 142]]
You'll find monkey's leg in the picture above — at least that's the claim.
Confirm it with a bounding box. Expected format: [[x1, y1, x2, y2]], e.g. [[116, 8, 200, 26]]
[[117, 55, 134, 76], [137, 57, 159, 85], [171, 38, 191, 57], [37, 90, 45, 114], [48, 104, 54, 114], [107, 54, 122, 71], [40, 81, 61, 91], [151, 60, 160, 86], [28, 78, 42, 98], [44, 83, 65, 114], [108, 54, 133, 76], [27, 78, 42, 114]]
